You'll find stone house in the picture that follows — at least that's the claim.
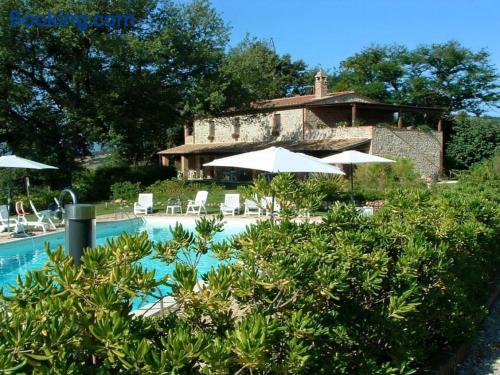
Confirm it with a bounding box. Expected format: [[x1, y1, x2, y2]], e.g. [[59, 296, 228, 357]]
[[159, 70, 444, 179]]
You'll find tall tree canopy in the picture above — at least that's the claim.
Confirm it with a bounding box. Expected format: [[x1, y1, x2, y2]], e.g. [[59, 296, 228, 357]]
[[333, 41, 500, 115], [0, 0, 231, 179], [222, 35, 312, 102]]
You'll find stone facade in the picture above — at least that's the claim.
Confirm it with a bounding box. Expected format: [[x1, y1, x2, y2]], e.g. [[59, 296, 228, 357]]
[[194, 108, 305, 144], [372, 127, 443, 177], [189, 110, 443, 177], [306, 107, 393, 128]]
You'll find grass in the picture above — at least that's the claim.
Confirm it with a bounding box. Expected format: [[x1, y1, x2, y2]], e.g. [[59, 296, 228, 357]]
[[93, 188, 237, 217]]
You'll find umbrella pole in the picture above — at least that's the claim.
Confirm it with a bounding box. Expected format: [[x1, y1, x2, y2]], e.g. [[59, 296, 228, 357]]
[[350, 164, 355, 204], [7, 181, 10, 233], [26, 176, 30, 201], [269, 173, 275, 224], [271, 193, 275, 224]]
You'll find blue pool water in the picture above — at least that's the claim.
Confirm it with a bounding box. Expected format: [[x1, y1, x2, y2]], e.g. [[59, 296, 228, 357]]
[[0, 218, 246, 308]]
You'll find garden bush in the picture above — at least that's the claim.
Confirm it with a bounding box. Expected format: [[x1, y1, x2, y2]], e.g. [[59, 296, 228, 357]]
[[354, 157, 423, 200], [238, 173, 326, 218], [111, 181, 141, 201], [0, 155, 498, 373], [13, 187, 57, 211], [148, 179, 225, 206], [72, 164, 176, 202], [309, 173, 347, 203], [446, 113, 500, 170]]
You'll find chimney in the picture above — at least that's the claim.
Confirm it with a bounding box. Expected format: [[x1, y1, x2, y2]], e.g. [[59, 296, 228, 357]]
[[314, 69, 328, 98]]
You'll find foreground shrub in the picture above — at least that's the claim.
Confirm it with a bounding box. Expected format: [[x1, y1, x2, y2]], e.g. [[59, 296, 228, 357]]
[[308, 173, 347, 203], [0, 157, 498, 373]]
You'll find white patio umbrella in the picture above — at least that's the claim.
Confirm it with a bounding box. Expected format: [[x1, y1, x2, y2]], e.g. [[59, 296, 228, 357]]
[[321, 150, 394, 199], [204, 147, 345, 174], [0, 155, 58, 170], [204, 147, 344, 219], [0, 155, 58, 232]]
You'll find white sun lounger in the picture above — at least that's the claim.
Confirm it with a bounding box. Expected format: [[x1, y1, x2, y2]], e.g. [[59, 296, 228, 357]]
[[15, 201, 50, 233], [220, 194, 240, 216], [243, 198, 261, 217], [0, 205, 18, 232], [30, 200, 57, 230]]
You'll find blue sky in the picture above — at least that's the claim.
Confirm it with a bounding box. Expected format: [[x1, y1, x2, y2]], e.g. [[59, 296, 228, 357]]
[[211, 0, 500, 69], [210, 0, 500, 114]]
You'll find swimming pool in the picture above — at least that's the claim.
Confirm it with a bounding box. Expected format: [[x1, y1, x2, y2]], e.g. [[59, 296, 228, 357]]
[[0, 217, 247, 307]]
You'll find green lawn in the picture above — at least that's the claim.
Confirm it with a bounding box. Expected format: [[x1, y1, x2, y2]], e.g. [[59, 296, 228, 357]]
[[93, 188, 238, 217]]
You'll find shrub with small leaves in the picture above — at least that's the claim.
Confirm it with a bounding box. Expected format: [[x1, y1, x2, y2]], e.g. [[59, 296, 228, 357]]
[[0, 156, 498, 373]]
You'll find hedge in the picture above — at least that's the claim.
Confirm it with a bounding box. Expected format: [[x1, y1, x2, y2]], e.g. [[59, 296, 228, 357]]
[[0, 155, 498, 373]]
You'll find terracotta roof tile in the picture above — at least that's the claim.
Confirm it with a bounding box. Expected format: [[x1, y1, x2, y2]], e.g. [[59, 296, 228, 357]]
[[243, 91, 380, 110]]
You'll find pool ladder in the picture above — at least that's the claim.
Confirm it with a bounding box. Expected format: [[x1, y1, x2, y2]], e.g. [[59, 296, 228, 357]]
[[113, 206, 145, 233]]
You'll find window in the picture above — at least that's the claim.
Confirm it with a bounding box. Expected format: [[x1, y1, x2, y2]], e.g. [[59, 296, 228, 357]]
[[232, 117, 240, 140], [272, 113, 281, 136], [208, 120, 215, 141]]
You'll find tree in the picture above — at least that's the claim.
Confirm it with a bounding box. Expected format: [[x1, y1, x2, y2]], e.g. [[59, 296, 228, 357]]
[[333, 41, 500, 115], [331, 45, 409, 103], [446, 112, 500, 169], [222, 35, 312, 103], [0, 0, 232, 177]]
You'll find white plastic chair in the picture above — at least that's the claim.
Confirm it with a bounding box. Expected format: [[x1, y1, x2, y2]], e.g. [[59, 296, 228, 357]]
[[0, 205, 18, 232], [29, 200, 57, 230], [134, 194, 153, 215], [15, 201, 49, 232], [356, 206, 374, 216], [262, 196, 281, 217], [220, 194, 240, 216], [243, 198, 261, 217], [185, 191, 208, 215]]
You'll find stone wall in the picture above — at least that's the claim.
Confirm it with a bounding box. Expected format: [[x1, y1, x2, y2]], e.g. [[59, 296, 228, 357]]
[[307, 107, 351, 128], [194, 109, 304, 144], [372, 127, 443, 177], [306, 107, 393, 128], [191, 109, 443, 178]]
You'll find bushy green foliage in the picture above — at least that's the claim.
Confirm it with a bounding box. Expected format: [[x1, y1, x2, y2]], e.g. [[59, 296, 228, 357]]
[[72, 165, 176, 202], [333, 42, 500, 115], [148, 179, 224, 206], [222, 35, 311, 101], [0, 158, 498, 373], [14, 188, 57, 211], [309, 173, 347, 203], [111, 181, 141, 201], [446, 113, 500, 169], [354, 158, 423, 200], [239, 173, 326, 218]]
